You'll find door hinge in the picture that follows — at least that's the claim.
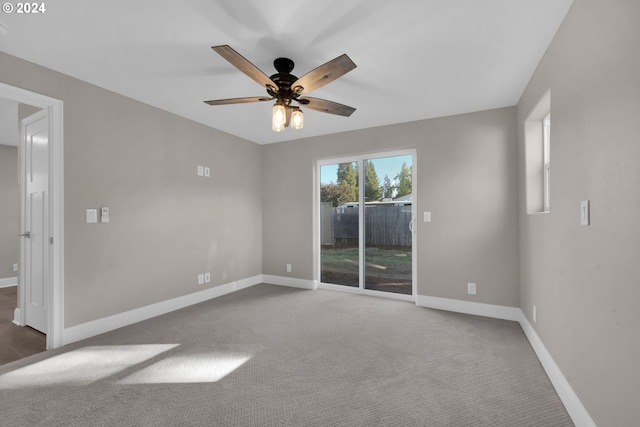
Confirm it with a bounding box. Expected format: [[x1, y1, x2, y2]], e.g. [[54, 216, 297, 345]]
[[50, 237, 54, 245]]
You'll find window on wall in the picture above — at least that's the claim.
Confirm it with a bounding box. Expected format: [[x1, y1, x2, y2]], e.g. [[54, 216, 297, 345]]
[[524, 90, 551, 214], [543, 113, 551, 212]]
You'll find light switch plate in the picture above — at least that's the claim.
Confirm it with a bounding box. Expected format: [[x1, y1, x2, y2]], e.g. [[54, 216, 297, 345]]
[[581, 200, 590, 225], [423, 211, 432, 222], [101, 207, 109, 223], [204, 167, 210, 177], [86, 209, 98, 224], [197, 165, 204, 177]]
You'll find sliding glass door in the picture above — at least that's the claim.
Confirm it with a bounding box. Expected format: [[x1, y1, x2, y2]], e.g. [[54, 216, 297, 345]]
[[319, 161, 360, 288], [363, 156, 413, 295], [318, 151, 415, 298]]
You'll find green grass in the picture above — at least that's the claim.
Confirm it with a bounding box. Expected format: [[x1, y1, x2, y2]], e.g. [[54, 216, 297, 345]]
[[320, 245, 412, 294], [321, 246, 411, 275]]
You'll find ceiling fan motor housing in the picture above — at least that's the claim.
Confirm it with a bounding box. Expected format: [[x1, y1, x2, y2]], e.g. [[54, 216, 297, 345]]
[[268, 57, 300, 103]]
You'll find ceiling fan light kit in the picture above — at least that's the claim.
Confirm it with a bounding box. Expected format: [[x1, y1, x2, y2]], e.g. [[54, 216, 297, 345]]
[[204, 45, 357, 133], [272, 102, 286, 132], [290, 107, 304, 130]]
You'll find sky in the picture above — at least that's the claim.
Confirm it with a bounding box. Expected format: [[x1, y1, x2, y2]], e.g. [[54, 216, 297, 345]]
[[320, 154, 411, 186]]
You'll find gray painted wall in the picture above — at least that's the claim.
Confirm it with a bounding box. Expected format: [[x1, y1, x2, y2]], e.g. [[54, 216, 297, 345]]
[[262, 107, 520, 307], [1, 51, 263, 326], [0, 144, 19, 280], [518, 0, 640, 425], [0, 99, 18, 146]]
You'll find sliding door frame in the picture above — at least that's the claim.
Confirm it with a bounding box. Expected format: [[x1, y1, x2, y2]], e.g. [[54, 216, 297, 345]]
[[315, 149, 417, 302]]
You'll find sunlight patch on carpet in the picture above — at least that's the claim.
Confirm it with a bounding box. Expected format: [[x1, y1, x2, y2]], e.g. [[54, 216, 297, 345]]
[[0, 344, 179, 389], [118, 353, 251, 384]]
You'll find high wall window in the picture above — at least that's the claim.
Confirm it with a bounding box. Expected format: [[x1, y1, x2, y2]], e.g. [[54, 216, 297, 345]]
[[543, 113, 551, 212], [524, 90, 551, 214]]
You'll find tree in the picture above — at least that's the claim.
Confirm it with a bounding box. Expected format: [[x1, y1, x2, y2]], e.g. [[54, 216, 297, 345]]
[[364, 160, 381, 202], [395, 162, 412, 198], [336, 162, 357, 202], [320, 182, 354, 207], [381, 174, 394, 200]]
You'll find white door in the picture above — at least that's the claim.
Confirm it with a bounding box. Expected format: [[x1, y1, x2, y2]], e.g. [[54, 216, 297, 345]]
[[21, 110, 49, 334]]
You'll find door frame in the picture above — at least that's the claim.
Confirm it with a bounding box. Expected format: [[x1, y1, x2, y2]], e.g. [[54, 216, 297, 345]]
[[1, 82, 64, 350], [315, 148, 417, 302]]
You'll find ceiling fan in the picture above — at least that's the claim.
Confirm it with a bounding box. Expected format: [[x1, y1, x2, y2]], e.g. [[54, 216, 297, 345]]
[[204, 45, 357, 132]]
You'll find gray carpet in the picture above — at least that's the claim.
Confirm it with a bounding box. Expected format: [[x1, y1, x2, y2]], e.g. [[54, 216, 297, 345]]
[[0, 284, 573, 426]]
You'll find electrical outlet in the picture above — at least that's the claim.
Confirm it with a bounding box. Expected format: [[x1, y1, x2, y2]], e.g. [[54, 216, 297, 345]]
[[204, 272, 211, 283], [467, 282, 477, 295], [198, 274, 204, 285], [204, 167, 210, 177], [533, 305, 537, 323], [286, 264, 292, 273], [13, 263, 18, 272]]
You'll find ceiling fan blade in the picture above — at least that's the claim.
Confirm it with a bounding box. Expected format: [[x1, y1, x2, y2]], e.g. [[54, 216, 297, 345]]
[[292, 54, 356, 95], [204, 96, 273, 106], [212, 45, 278, 92], [297, 97, 356, 117]]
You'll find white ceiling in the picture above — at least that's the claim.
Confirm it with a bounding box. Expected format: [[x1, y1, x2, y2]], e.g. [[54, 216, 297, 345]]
[[0, 0, 573, 145]]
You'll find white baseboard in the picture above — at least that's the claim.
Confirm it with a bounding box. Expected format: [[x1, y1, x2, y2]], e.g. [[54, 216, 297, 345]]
[[63, 275, 262, 346], [261, 274, 318, 290], [415, 294, 595, 427], [415, 295, 521, 321], [517, 313, 596, 427], [13, 307, 22, 326], [0, 277, 17, 288]]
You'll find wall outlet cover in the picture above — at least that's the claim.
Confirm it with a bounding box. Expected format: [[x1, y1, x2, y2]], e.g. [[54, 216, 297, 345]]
[[467, 282, 477, 295]]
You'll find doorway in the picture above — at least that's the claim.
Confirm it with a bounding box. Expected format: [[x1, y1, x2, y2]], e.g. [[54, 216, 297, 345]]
[[0, 82, 64, 350], [317, 150, 416, 300], [21, 110, 50, 334]]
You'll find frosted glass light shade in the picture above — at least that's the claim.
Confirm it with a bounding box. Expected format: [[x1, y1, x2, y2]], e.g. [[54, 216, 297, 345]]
[[272, 104, 286, 132], [291, 108, 304, 129]]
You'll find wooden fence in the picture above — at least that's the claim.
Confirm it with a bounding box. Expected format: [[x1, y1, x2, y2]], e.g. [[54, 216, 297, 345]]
[[321, 203, 412, 247]]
